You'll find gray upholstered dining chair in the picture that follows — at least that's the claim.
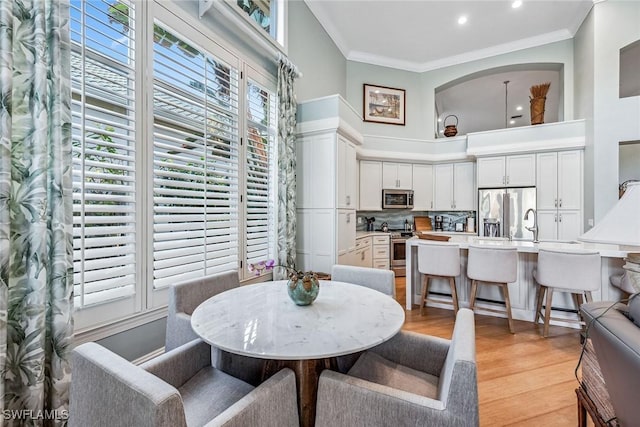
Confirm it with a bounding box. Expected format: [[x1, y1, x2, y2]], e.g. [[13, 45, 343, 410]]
[[165, 270, 263, 385], [69, 339, 299, 427], [315, 308, 478, 427], [331, 264, 396, 297]]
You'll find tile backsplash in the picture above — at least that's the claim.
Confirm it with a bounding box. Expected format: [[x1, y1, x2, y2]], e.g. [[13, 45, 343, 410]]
[[357, 210, 476, 233]]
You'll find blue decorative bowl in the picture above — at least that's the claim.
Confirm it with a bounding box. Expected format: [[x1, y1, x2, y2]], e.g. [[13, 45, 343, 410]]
[[287, 275, 319, 306]]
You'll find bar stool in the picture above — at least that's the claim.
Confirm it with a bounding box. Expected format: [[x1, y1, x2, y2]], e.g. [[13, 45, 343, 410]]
[[417, 242, 460, 315], [467, 245, 518, 333], [533, 249, 601, 338]]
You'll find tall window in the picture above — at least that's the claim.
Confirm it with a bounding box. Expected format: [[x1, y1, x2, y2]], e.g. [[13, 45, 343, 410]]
[[152, 24, 240, 288], [71, 1, 277, 331], [71, 0, 138, 325]]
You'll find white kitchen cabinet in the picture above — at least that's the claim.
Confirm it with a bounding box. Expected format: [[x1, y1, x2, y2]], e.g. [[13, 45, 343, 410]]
[[477, 154, 536, 188], [372, 234, 390, 270], [537, 150, 582, 210], [337, 136, 357, 209], [359, 160, 383, 211], [434, 162, 475, 211], [352, 236, 373, 268], [536, 150, 582, 240], [537, 209, 582, 241], [412, 164, 434, 210], [295, 96, 362, 273], [382, 162, 412, 189]]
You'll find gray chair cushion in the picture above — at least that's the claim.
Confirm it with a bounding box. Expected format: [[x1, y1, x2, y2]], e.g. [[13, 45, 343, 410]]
[[348, 351, 439, 399], [179, 367, 254, 426]]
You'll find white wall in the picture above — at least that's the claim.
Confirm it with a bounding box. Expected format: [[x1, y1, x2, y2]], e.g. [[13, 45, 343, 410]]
[[619, 143, 640, 184], [592, 0, 640, 221], [345, 39, 575, 143], [574, 7, 596, 229], [288, 1, 347, 101]]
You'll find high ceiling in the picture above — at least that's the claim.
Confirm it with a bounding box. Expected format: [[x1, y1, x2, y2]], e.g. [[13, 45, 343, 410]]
[[304, 0, 594, 72], [303, 0, 594, 136]]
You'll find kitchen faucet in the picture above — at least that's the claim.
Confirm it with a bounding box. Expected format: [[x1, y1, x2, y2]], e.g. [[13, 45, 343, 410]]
[[524, 208, 539, 243]]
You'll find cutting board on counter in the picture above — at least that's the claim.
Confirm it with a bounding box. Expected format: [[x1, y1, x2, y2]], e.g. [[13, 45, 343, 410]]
[[413, 216, 432, 232]]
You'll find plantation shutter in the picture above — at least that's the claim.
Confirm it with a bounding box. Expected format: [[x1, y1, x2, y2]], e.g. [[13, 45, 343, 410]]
[[245, 78, 277, 270], [71, 0, 138, 309], [152, 24, 240, 289]]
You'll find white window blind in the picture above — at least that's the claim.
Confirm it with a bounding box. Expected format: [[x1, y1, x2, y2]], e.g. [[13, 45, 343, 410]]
[[71, 0, 137, 308], [245, 79, 277, 271], [152, 24, 240, 289]]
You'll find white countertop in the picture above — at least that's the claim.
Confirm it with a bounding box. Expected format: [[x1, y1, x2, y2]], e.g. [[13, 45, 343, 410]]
[[191, 280, 405, 360], [407, 235, 640, 258], [356, 231, 391, 238]]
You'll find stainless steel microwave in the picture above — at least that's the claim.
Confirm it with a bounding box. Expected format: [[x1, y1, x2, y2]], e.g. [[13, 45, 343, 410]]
[[382, 189, 414, 209]]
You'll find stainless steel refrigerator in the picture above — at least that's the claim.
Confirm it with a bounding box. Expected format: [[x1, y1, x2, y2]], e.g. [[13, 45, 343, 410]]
[[478, 187, 536, 240]]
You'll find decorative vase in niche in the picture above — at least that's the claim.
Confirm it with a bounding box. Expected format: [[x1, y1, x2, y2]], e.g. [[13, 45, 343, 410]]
[[287, 272, 320, 306], [443, 114, 458, 137], [530, 97, 546, 125]]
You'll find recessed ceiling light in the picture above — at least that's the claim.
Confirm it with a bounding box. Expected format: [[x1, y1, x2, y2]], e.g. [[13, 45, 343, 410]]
[[512, 0, 523, 9], [437, 117, 442, 122], [516, 105, 523, 111], [510, 119, 516, 124], [457, 16, 467, 25]]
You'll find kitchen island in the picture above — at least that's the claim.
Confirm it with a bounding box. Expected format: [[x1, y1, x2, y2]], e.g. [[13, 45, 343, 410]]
[[405, 236, 639, 327]]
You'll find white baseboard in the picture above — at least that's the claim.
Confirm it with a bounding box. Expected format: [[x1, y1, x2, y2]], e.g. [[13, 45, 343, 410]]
[[132, 347, 165, 365]]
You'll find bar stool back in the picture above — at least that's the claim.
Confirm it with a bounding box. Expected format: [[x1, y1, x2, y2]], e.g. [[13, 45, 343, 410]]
[[417, 242, 461, 315], [533, 249, 601, 337], [467, 245, 518, 333]]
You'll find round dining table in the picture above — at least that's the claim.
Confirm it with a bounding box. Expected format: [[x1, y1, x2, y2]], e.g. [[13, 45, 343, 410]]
[[191, 279, 405, 427]]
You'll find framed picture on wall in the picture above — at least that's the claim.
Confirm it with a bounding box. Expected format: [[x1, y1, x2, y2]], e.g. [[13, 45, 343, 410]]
[[363, 84, 406, 125]]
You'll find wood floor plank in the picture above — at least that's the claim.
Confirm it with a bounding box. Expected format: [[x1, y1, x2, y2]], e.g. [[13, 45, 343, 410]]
[[395, 277, 585, 426]]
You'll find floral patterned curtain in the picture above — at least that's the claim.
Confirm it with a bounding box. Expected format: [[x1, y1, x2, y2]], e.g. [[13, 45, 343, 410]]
[[276, 58, 298, 277], [0, 1, 73, 425]]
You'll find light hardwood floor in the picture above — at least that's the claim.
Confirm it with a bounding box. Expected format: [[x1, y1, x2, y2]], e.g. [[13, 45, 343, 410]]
[[395, 277, 593, 426]]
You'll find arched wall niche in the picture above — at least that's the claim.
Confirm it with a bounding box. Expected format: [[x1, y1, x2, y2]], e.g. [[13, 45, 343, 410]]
[[434, 63, 564, 138]]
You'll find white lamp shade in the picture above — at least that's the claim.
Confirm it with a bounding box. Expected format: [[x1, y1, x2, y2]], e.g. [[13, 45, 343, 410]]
[[579, 182, 640, 246]]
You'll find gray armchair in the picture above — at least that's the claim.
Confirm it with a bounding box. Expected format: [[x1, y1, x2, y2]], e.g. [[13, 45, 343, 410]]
[[315, 308, 478, 427], [331, 264, 396, 297], [166, 270, 263, 385], [70, 339, 299, 427], [581, 297, 640, 425]]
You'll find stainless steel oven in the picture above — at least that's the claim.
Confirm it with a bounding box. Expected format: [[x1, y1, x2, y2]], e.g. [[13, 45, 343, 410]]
[[390, 231, 413, 277]]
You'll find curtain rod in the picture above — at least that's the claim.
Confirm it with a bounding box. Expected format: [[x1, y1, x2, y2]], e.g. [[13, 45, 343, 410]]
[[200, 0, 302, 78]]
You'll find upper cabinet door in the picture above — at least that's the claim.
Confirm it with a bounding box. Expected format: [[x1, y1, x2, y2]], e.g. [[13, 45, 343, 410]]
[[396, 163, 413, 189], [477, 157, 506, 188], [382, 162, 398, 189], [557, 150, 582, 210], [536, 152, 559, 210], [412, 164, 434, 210], [453, 162, 475, 210], [505, 154, 536, 187], [336, 136, 357, 209], [359, 161, 383, 211], [345, 141, 357, 208], [382, 162, 412, 189], [433, 163, 454, 210]]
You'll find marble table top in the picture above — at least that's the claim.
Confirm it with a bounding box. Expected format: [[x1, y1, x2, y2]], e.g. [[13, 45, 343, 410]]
[[191, 280, 405, 360]]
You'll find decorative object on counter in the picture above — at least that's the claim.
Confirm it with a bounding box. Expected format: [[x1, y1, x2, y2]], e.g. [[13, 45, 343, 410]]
[[579, 181, 640, 246], [443, 114, 458, 137], [363, 84, 406, 125], [365, 216, 376, 231], [417, 234, 451, 242], [466, 216, 475, 233], [380, 222, 389, 232], [529, 82, 551, 125], [249, 260, 320, 306]]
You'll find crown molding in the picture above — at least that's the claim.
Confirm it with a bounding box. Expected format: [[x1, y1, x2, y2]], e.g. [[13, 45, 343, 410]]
[[303, 0, 351, 59], [348, 29, 575, 73]]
